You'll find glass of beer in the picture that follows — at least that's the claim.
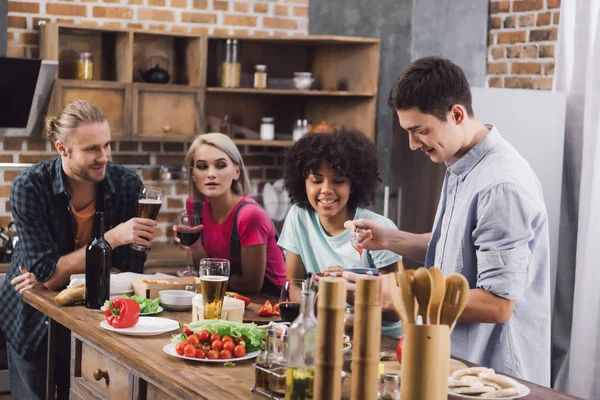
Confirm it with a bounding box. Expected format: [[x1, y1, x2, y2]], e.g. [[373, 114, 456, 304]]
[[130, 186, 164, 252], [199, 258, 230, 319]]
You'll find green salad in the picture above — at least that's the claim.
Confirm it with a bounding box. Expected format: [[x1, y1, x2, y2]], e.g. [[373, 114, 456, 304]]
[[104, 295, 161, 314]]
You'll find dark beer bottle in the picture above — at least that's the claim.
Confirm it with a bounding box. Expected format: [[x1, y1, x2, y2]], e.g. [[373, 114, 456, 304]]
[[85, 211, 112, 309]]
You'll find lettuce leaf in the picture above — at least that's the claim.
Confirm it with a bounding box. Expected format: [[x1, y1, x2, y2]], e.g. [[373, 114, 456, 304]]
[[176, 320, 266, 352], [103, 295, 160, 314]]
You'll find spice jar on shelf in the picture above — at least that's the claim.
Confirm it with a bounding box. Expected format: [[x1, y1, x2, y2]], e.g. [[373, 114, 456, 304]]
[[260, 117, 275, 141], [254, 65, 267, 89], [76, 51, 93, 81], [221, 39, 241, 88]]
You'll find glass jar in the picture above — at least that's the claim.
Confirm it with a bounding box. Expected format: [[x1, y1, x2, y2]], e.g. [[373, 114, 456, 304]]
[[292, 119, 309, 142], [254, 64, 267, 89], [221, 39, 241, 88], [255, 325, 279, 394], [260, 117, 275, 141], [285, 289, 317, 400], [76, 51, 93, 80], [343, 306, 354, 341], [378, 373, 401, 400]]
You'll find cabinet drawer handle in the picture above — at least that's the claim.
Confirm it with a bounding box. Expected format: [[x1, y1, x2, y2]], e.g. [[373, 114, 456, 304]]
[[93, 368, 109, 384], [162, 125, 171, 133]]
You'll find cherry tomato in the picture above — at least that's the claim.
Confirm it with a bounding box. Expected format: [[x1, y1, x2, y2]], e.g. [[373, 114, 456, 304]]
[[195, 349, 206, 359], [235, 336, 246, 346], [222, 335, 234, 343], [234, 344, 246, 358], [210, 333, 222, 342], [223, 341, 235, 352], [211, 339, 224, 351], [184, 327, 193, 336], [175, 342, 186, 356], [184, 344, 197, 358], [207, 350, 219, 359], [187, 334, 200, 346], [198, 329, 211, 342], [396, 337, 404, 364], [219, 349, 233, 359]]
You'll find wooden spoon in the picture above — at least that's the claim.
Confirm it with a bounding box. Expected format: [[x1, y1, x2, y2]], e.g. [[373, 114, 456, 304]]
[[387, 273, 409, 324], [395, 270, 416, 324], [440, 273, 469, 333], [428, 267, 446, 324], [412, 268, 432, 324]]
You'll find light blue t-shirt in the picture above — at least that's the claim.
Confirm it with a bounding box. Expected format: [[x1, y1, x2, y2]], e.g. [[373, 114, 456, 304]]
[[278, 205, 403, 337]]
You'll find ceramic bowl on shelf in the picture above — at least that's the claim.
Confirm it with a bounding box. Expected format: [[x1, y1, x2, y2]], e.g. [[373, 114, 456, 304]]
[[293, 72, 314, 90], [158, 290, 194, 311]]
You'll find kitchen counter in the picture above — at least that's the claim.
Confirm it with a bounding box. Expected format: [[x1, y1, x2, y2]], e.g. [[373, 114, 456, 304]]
[[0, 241, 187, 275], [21, 288, 579, 400]]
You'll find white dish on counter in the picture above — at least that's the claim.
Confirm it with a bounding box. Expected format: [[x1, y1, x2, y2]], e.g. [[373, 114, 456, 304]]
[[159, 290, 195, 311], [448, 378, 530, 400], [101, 305, 163, 316], [100, 317, 179, 336], [162, 343, 260, 363]]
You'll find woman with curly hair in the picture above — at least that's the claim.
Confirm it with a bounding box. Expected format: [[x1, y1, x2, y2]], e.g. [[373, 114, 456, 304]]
[[278, 128, 403, 337]]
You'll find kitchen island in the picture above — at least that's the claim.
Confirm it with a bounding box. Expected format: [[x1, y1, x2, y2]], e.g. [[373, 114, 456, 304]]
[[22, 288, 580, 400]]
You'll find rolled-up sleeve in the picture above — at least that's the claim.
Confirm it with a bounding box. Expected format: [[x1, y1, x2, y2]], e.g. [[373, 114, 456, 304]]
[[473, 183, 541, 300]]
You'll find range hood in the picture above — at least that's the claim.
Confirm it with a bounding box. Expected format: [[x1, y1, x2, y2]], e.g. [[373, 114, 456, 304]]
[[0, 57, 58, 137]]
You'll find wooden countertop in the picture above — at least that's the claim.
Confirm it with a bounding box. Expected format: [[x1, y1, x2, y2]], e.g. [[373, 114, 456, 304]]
[[22, 288, 579, 400], [0, 242, 187, 275]]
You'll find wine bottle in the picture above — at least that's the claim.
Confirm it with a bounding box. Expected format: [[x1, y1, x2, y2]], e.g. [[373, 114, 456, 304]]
[[85, 211, 112, 309]]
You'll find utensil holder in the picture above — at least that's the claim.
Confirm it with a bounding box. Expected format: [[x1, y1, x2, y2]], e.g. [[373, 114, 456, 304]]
[[400, 324, 449, 400]]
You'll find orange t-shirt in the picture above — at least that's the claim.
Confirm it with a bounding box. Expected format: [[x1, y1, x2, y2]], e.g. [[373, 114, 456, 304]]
[[72, 199, 96, 250]]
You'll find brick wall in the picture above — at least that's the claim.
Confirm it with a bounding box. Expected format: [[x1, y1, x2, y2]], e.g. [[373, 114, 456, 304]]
[[2, 0, 304, 238], [487, 0, 560, 89]]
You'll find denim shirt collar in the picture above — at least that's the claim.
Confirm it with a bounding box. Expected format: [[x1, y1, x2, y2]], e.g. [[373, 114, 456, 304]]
[[445, 125, 501, 180], [51, 156, 116, 202]]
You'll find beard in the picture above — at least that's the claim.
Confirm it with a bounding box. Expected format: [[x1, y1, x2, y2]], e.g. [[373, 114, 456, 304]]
[[67, 156, 106, 184]]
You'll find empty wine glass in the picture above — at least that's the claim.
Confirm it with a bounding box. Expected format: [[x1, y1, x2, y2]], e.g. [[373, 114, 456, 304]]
[[174, 209, 202, 277]]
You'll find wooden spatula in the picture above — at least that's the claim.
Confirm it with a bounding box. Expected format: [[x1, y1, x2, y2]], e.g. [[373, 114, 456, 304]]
[[387, 273, 410, 324], [413, 268, 432, 324], [440, 273, 469, 333], [428, 267, 446, 324], [395, 270, 416, 324]]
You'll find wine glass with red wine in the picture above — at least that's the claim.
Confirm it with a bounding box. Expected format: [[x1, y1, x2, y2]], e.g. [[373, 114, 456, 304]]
[[279, 279, 305, 323], [174, 209, 202, 277]]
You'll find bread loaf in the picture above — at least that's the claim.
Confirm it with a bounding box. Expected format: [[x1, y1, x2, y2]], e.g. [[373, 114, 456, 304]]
[[55, 285, 85, 306]]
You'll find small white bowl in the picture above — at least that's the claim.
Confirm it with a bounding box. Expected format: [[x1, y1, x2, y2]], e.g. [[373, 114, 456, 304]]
[[159, 290, 195, 311], [293, 76, 314, 90]]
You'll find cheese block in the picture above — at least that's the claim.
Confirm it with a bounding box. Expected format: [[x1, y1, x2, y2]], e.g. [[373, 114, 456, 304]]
[[192, 294, 245, 323]]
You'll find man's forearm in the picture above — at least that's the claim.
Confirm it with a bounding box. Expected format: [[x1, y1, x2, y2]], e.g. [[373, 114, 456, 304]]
[[385, 230, 430, 263], [43, 247, 86, 290], [458, 288, 516, 324]]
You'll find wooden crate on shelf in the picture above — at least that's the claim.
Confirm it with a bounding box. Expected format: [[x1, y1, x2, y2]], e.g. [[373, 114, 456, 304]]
[[39, 23, 380, 145]]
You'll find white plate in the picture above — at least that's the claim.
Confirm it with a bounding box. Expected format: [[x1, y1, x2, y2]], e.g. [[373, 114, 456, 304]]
[[100, 317, 179, 336], [101, 305, 164, 316], [448, 379, 530, 400], [162, 343, 260, 363]]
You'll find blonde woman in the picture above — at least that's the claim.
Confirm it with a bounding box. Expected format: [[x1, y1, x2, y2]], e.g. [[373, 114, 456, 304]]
[[176, 133, 286, 295]]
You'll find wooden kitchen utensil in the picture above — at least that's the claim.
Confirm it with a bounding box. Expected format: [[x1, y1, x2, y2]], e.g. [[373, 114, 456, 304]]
[[387, 273, 409, 324], [351, 276, 382, 400], [314, 277, 346, 400], [400, 323, 450, 400], [440, 273, 469, 333], [413, 267, 432, 324], [428, 267, 445, 324], [396, 270, 416, 324]]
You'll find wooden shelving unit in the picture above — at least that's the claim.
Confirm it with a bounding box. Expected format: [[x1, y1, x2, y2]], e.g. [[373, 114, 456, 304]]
[[39, 23, 380, 145]]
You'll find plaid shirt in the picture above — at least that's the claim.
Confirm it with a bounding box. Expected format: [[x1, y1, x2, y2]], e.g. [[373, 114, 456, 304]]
[[0, 156, 146, 358]]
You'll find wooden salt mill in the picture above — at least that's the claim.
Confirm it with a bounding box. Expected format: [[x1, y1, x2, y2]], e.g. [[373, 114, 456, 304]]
[[314, 277, 347, 400], [351, 276, 382, 400]]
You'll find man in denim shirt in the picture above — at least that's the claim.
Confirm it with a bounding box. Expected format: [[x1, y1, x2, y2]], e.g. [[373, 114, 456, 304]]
[[345, 57, 551, 386], [0, 101, 158, 399]]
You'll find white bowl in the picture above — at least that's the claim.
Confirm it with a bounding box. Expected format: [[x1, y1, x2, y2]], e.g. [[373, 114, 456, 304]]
[[159, 290, 195, 311], [293, 77, 314, 90]]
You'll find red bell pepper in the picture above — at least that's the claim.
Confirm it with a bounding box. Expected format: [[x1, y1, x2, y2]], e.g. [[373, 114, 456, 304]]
[[258, 300, 274, 317], [104, 298, 140, 328], [225, 291, 251, 308]]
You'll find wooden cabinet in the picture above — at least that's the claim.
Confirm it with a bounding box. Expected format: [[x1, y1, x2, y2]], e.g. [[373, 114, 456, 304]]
[[132, 84, 203, 140], [39, 23, 380, 145]]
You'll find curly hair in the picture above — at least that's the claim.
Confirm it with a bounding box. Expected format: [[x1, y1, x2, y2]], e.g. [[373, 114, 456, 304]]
[[283, 129, 381, 211]]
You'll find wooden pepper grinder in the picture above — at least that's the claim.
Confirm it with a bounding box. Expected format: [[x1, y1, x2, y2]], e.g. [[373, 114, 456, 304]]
[[314, 277, 347, 400], [351, 276, 382, 400]]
